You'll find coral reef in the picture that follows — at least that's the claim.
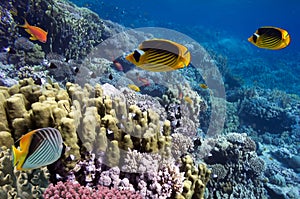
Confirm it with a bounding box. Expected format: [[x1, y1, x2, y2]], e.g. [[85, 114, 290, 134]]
[[7, 0, 110, 60], [0, 146, 50, 199], [237, 87, 296, 134], [177, 155, 211, 199], [4, 76, 292, 198], [0, 0, 128, 86], [202, 133, 268, 199], [0, 78, 211, 198], [264, 162, 300, 199], [43, 180, 143, 199], [1, 0, 299, 197]]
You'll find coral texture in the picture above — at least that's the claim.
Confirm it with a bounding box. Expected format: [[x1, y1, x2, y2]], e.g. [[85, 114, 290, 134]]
[[203, 133, 268, 199], [1, 78, 210, 198], [43, 180, 143, 199], [0, 147, 50, 199]]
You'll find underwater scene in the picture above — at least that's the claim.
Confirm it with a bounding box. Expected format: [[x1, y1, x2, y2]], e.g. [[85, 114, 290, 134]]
[[0, 0, 299, 198]]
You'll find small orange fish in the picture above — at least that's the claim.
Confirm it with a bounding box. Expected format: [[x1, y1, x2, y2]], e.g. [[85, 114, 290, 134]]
[[113, 60, 123, 71], [19, 19, 48, 43], [178, 91, 183, 100], [199, 83, 208, 89], [136, 74, 150, 86]]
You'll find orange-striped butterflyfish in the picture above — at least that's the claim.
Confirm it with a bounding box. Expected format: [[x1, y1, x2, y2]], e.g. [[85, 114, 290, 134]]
[[125, 39, 191, 72], [12, 127, 63, 171], [19, 18, 48, 43], [248, 26, 290, 50]]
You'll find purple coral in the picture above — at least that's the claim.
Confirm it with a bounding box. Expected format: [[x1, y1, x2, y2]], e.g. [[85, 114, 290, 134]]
[[43, 181, 143, 199]]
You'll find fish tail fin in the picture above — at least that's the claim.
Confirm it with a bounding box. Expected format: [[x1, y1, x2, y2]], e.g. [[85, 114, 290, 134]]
[[11, 145, 21, 166], [18, 17, 29, 28]]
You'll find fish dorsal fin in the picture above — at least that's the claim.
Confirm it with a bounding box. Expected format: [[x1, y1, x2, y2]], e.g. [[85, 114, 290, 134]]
[[139, 39, 180, 56], [258, 27, 282, 40], [18, 17, 30, 28]]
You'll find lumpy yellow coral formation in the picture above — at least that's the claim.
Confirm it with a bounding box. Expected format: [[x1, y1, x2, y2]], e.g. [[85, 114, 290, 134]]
[[1, 78, 175, 167], [0, 78, 212, 198], [176, 155, 211, 199], [0, 78, 81, 169]]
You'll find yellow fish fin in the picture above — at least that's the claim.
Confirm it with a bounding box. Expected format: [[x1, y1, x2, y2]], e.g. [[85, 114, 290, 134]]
[[29, 35, 38, 41], [12, 145, 22, 167], [25, 29, 32, 34], [18, 17, 30, 28]]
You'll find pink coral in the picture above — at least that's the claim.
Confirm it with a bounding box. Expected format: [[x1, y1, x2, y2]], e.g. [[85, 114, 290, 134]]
[[43, 181, 142, 199]]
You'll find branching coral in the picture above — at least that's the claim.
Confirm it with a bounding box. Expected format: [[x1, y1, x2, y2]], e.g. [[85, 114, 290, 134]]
[[43, 180, 143, 199]]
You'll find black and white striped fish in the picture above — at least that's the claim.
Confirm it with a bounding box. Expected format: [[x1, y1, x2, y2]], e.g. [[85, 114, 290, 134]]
[[12, 127, 63, 170]]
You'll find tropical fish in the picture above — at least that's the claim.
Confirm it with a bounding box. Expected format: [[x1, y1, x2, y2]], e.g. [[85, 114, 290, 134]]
[[136, 73, 150, 86], [128, 84, 140, 92], [19, 18, 48, 43], [12, 127, 63, 171], [113, 59, 123, 71], [184, 95, 193, 104], [138, 76, 150, 86], [199, 83, 208, 89], [178, 91, 183, 100], [125, 39, 191, 72], [248, 26, 290, 50]]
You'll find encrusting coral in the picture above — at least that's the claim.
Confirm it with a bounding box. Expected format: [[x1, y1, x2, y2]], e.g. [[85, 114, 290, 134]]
[[203, 133, 268, 199], [0, 146, 50, 199]]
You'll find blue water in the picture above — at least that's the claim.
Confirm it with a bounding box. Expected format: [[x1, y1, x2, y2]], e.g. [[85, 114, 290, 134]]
[[73, 0, 300, 49], [71, 0, 300, 94]]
